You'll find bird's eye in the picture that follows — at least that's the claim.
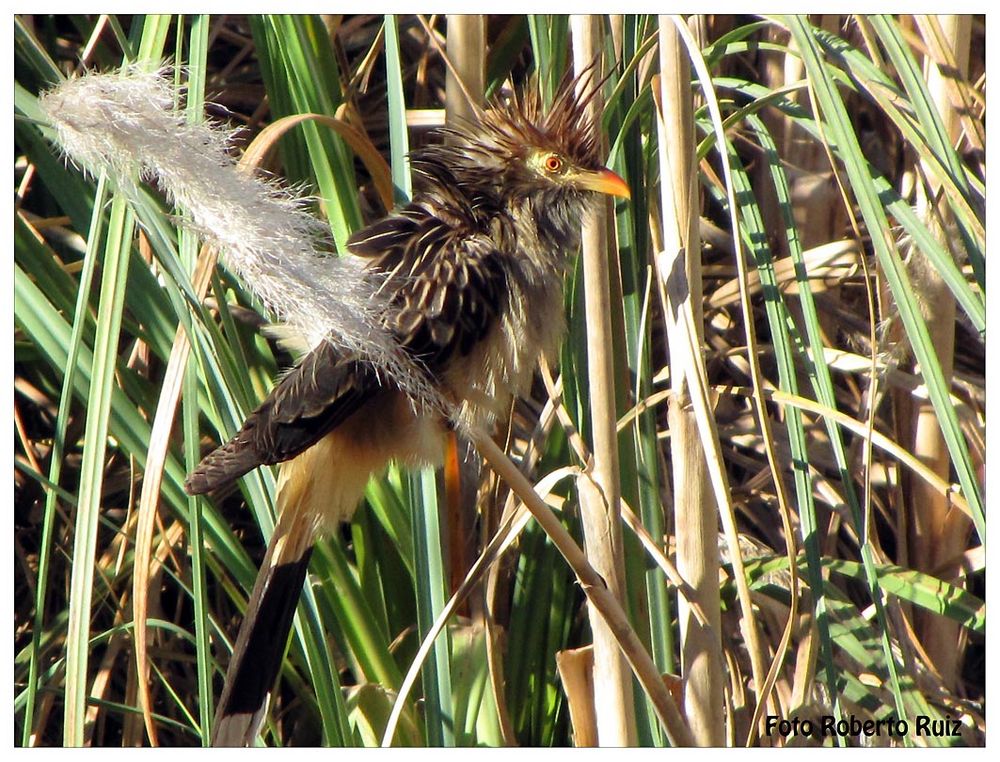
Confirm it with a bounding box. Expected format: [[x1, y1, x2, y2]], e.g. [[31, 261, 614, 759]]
[[543, 154, 563, 173]]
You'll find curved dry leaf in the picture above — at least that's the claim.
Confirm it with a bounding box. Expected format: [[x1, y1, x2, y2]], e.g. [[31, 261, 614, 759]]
[[245, 112, 395, 213], [707, 239, 862, 311]]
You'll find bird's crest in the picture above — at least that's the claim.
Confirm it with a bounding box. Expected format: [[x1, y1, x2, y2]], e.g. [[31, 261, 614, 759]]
[[434, 58, 614, 176]]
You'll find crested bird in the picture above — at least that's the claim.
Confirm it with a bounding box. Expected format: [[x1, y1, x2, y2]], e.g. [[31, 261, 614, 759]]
[[185, 66, 630, 746]]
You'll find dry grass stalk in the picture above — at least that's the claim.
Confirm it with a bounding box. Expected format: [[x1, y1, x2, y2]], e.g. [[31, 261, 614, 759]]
[[905, 13, 973, 691], [655, 16, 723, 747], [472, 432, 694, 746], [570, 13, 636, 746], [556, 646, 597, 747], [446, 15, 485, 127]]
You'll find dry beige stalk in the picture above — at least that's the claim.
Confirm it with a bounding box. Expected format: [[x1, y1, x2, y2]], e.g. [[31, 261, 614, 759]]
[[906, 14, 973, 691], [656, 16, 723, 747], [570, 13, 636, 747], [556, 646, 598, 747]]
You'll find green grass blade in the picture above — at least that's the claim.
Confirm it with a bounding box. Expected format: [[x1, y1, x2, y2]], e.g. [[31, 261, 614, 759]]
[[20, 172, 108, 748], [180, 14, 214, 743], [62, 195, 135, 746], [409, 469, 455, 746]]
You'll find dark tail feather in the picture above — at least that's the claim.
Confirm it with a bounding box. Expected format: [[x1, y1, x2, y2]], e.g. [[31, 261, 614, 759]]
[[211, 527, 315, 746], [209, 427, 366, 745]]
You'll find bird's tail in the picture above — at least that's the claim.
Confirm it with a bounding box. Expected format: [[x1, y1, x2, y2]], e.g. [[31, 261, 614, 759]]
[[210, 493, 317, 747], [208, 416, 400, 745], [210, 436, 369, 747]]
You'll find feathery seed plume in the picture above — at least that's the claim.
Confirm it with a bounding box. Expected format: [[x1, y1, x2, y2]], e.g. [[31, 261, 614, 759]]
[[38, 66, 436, 409]]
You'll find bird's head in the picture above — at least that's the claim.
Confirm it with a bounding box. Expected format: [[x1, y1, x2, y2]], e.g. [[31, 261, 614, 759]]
[[414, 64, 629, 245]]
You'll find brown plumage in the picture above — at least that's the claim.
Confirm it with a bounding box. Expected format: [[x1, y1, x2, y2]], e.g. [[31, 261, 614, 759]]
[[187, 65, 630, 746]]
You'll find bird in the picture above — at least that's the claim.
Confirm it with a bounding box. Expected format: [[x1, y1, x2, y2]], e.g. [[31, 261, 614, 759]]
[[184, 64, 631, 746]]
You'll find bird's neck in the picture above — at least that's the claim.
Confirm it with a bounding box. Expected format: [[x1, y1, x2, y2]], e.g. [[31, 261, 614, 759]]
[[506, 192, 586, 264]]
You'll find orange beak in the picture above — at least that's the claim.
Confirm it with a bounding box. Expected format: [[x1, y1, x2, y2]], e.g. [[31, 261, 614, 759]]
[[576, 167, 631, 199]]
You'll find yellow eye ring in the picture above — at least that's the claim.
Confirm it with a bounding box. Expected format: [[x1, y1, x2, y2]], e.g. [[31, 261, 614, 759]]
[[543, 154, 563, 172]]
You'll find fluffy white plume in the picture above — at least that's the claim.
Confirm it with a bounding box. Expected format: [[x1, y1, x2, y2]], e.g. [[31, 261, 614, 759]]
[[38, 66, 436, 408]]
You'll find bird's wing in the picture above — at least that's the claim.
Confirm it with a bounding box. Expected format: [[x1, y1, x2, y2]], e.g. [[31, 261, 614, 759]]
[[184, 346, 379, 494], [185, 201, 509, 496], [352, 198, 509, 369]]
